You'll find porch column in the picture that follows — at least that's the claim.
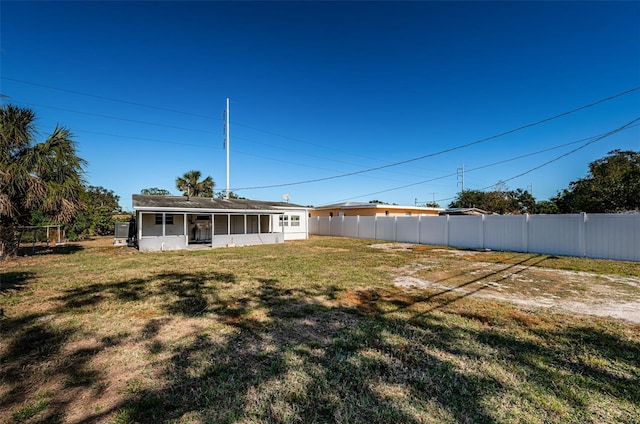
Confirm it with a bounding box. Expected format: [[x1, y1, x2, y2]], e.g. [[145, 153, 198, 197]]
[[244, 214, 247, 234], [162, 213, 166, 237], [184, 213, 188, 246], [227, 213, 231, 235], [258, 214, 261, 233], [138, 212, 143, 241]]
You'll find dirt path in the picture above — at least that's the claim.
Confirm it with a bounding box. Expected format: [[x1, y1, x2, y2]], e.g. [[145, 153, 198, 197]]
[[372, 243, 640, 323]]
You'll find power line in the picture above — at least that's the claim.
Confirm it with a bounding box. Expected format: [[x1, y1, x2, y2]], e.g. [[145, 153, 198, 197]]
[[230, 86, 640, 191], [478, 116, 640, 191], [1, 76, 217, 120], [2, 76, 434, 167], [5, 76, 639, 176], [322, 119, 639, 204], [11, 100, 214, 134], [74, 129, 216, 150]]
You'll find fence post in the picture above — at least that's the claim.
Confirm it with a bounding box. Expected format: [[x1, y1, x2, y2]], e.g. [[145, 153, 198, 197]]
[[374, 216, 378, 240], [480, 214, 485, 249], [523, 214, 529, 253], [578, 212, 587, 257], [394, 216, 398, 242], [445, 215, 450, 246]]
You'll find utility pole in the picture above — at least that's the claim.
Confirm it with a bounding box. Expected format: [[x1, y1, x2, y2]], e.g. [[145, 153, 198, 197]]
[[224, 98, 230, 199], [457, 164, 465, 192]]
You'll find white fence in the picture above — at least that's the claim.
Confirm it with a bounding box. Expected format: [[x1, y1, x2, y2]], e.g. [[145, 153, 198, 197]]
[[308, 213, 640, 262]]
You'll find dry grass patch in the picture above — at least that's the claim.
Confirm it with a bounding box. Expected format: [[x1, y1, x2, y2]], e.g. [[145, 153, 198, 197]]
[[1, 236, 639, 423]]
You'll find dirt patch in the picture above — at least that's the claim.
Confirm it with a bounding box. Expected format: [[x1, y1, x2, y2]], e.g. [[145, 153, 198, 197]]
[[376, 243, 640, 324]]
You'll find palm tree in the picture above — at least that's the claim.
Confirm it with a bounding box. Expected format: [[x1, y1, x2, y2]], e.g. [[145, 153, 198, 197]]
[[176, 170, 214, 197], [1, 105, 86, 257]]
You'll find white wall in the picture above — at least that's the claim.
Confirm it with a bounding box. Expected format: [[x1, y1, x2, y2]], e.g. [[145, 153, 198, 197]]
[[308, 213, 640, 262], [273, 211, 308, 241]]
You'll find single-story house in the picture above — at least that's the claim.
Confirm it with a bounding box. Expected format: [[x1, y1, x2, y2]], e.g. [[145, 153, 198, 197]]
[[439, 207, 493, 216], [132, 195, 308, 252], [310, 202, 443, 218]]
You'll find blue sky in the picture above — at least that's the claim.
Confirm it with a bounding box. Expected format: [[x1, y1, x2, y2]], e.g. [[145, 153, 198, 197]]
[[2, 1, 639, 210]]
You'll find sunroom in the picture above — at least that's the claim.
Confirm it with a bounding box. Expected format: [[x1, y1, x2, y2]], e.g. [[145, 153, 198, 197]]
[[132, 195, 308, 252]]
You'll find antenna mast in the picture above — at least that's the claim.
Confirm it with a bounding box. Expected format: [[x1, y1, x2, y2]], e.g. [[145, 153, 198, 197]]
[[224, 98, 230, 199]]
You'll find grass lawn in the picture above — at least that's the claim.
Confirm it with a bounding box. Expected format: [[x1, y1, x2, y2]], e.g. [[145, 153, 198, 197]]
[[1, 236, 639, 423]]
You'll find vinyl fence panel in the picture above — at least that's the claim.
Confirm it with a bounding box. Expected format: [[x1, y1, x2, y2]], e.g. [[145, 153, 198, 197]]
[[358, 216, 377, 239], [375, 217, 396, 241], [449, 215, 484, 249], [419, 216, 448, 245], [585, 213, 640, 261], [484, 215, 527, 252], [528, 214, 584, 257], [308, 213, 638, 261], [396, 216, 420, 243]]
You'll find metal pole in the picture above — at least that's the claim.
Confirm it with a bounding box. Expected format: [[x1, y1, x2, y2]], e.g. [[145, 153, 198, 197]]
[[225, 97, 230, 199]]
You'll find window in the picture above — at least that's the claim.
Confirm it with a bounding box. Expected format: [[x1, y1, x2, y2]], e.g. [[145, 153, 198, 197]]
[[290, 215, 300, 226], [405, 212, 412, 216], [279, 215, 289, 226], [155, 214, 173, 225], [385, 211, 389, 216]]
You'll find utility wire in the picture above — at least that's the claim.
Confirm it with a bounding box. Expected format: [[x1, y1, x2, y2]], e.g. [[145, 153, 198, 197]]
[[231, 85, 640, 191], [74, 129, 216, 149], [479, 116, 640, 191], [321, 119, 639, 204], [2, 76, 436, 167], [11, 100, 213, 134], [5, 76, 639, 176], [1, 76, 216, 120]]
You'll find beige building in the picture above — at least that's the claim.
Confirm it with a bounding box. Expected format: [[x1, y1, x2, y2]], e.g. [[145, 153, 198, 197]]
[[310, 202, 443, 218]]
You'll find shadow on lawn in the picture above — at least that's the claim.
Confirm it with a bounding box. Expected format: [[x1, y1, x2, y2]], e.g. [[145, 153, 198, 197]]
[[3, 269, 639, 423], [17, 243, 83, 257], [0, 271, 35, 293]]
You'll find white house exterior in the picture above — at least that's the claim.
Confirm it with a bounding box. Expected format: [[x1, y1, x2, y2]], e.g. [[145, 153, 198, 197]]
[[132, 195, 308, 252]]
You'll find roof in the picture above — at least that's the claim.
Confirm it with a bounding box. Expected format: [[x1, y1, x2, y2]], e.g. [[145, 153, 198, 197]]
[[132, 195, 306, 212], [313, 202, 443, 211], [440, 207, 493, 215]]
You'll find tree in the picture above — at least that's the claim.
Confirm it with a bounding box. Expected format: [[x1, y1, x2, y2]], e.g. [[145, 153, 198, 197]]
[[141, 187, 171, 196], [533, 200, 559, 214], [1, 105, 85, 256], [510, 188, 536, 214], [552, 150, 640, 213], [215, 191, 246, 199], [449, 190, 489, 210], [449, 184, 537, 214], [176, 170, 214, 197], [66, 186, 122, 239]]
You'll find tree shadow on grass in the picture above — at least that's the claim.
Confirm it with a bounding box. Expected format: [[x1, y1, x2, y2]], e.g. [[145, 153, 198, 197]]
[[4, 269, 639, 423], [17, 244, 83, 256], [0, 312, 120, 424], [0, 271, 35, 292], [76, 279, 506, 423]]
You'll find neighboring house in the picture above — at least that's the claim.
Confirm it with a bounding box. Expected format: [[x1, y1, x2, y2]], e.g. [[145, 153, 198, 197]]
[[439, 207, 493, 216], [310, 202, 443, 218], [132, 195, 308, 252]]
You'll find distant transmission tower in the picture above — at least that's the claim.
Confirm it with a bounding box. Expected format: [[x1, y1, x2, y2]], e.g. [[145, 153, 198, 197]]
[[457, 164, 465, 192]]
